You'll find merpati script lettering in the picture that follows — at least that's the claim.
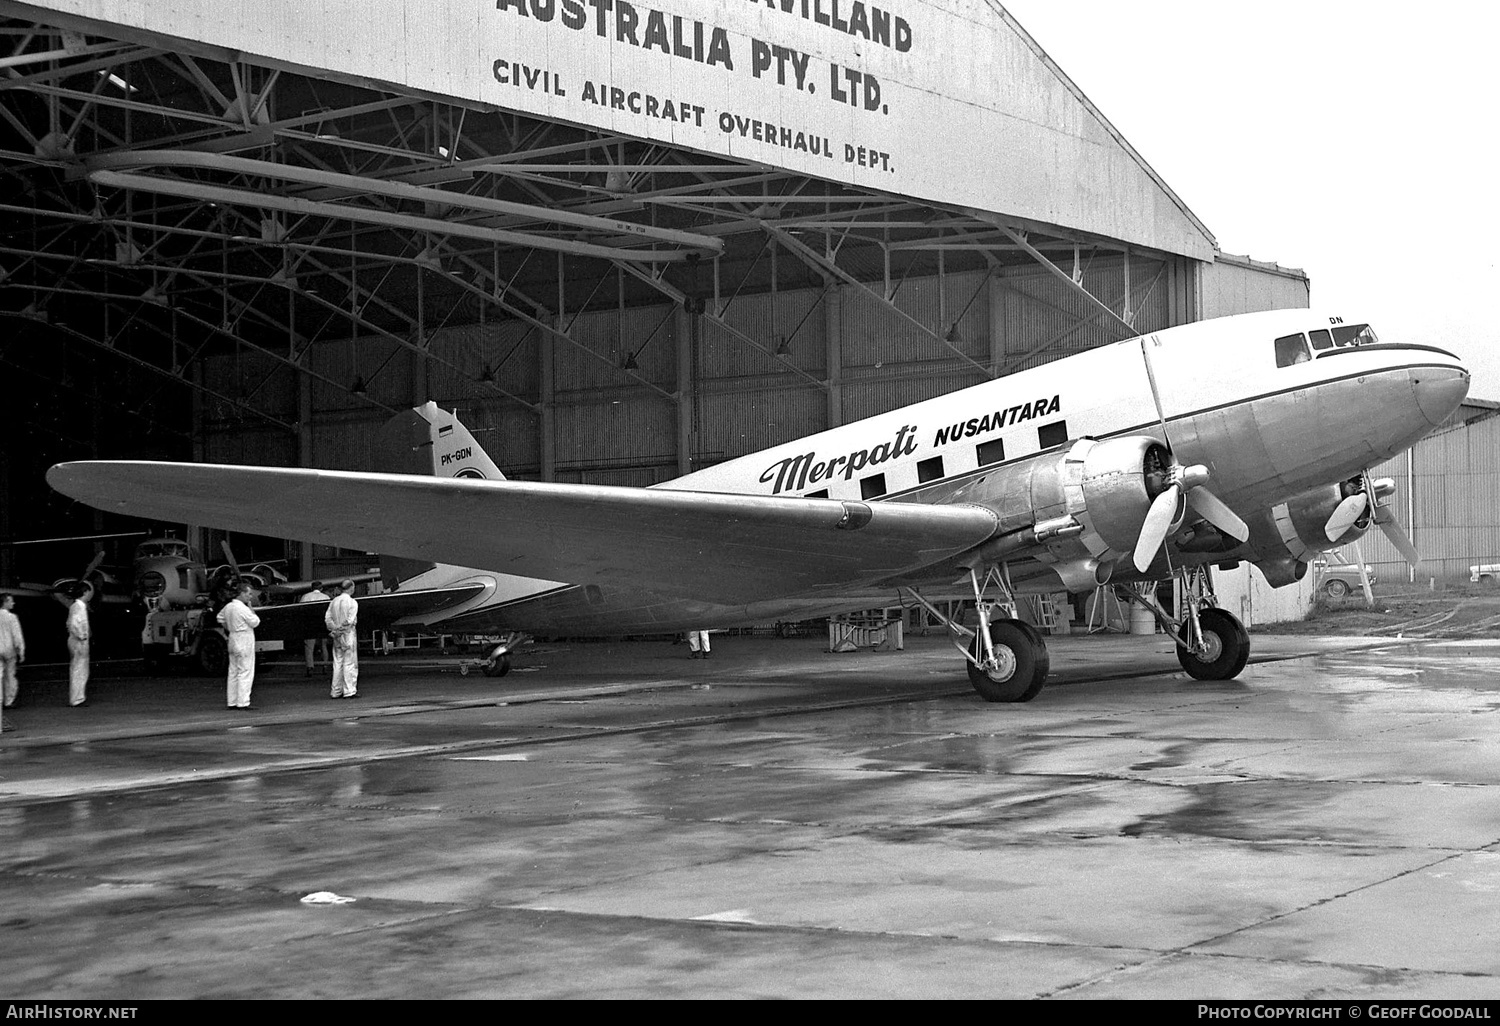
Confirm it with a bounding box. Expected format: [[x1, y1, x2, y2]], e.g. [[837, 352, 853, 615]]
[[495, 0, 735, 70], [933, 395, 1062, 446], [760, 424, 919, 495]]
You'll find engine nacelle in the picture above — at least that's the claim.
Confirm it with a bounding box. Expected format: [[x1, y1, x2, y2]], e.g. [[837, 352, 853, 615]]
[[950, 436, 1171, 588], [1242, 475, 1395, 588], [1255, 556, 1309, 588]]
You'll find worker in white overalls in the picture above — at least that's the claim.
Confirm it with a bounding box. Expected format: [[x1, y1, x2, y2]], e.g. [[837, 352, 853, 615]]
[[686, 629, 711, 659], [324, 579, 360, 699], [0, 593, 24, 730], [64, 583, 93, 707], [216, 582, 261, 710]]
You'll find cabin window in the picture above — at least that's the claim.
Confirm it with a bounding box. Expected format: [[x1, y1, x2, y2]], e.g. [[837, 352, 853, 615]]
[[1332, 323, 1378, 347], [917, 456, 945, 483], [805, 489, 829, 499], [1275, 333, 1311, 367], [1308, 328, 1334, 350], [860, 474, 887, 499], [1037, 421, 1069, 449], [976, 439, 1006, 466]]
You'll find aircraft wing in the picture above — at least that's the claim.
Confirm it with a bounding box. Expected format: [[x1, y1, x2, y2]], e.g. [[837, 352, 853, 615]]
[[47, 462, 1001, 605], [247, 584, 487, 642]]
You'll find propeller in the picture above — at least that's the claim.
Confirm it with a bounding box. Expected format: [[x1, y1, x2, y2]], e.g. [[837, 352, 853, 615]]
[[1322, 474, 1423, 570], [1133, 459, 1250, 572], [1132, 336, 1250, 572]]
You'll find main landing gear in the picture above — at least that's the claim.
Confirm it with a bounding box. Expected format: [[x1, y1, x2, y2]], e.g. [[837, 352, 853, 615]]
[[905, 565, 1050, 703], [905, 562, 1251, 703], [1119, 566, 1250, 681]]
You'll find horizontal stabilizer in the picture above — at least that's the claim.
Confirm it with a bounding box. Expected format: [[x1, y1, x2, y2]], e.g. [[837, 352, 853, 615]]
[[249, 584, 487, 642]]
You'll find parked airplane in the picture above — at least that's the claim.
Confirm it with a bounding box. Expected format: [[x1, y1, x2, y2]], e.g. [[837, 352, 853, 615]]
[[0, 531, 146, 606], [47, 309, 1469, 701]]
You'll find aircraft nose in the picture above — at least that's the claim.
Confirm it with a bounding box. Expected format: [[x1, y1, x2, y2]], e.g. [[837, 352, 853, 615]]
[[1413, 365, 1470, 426]]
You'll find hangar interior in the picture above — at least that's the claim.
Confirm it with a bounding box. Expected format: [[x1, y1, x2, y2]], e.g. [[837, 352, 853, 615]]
[[0, 1, 1383, 621]]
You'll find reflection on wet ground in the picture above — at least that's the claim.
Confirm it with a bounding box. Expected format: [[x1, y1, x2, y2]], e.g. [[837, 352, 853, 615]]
[[2, 633, 1498, 998]]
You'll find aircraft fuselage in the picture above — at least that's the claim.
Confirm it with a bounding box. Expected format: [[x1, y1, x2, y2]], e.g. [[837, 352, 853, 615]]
[[415, 309, 1470, 635]]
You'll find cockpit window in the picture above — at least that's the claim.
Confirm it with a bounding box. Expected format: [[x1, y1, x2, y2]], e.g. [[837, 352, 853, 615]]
[[1275, 333, 1311, 367], [1331, 323, 1378, 347], [1308, 329, 1333, 350]]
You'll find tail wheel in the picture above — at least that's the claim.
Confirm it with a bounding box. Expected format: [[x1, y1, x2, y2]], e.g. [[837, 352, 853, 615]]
[[967, 618, 1049, 703], [482, 651, 511, 678], [1176, 607, 1250, 681]]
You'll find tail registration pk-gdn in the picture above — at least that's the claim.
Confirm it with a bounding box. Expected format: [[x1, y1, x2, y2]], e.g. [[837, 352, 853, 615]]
[[47, 309, 1469, 702]]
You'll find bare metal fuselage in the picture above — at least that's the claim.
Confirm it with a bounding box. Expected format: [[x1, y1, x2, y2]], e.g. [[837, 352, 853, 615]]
[[406, 311, 1470, 635]]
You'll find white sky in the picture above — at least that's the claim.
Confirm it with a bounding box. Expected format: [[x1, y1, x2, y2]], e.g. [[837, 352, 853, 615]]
[[998, 0, 1500, 399]]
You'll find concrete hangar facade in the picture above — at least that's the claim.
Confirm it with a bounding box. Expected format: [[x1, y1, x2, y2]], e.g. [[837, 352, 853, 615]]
[[1, 1, 1313, 618]]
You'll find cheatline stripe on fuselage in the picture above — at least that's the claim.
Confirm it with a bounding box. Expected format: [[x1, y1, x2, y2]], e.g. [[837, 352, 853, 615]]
[[855, 359, 1456, 504], [419, 355, 1452, 604]]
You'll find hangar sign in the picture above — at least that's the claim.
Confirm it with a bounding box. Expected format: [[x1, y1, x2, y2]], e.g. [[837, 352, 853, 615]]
[[23, 0, 1214, 259], [487, 0, 912, 176]]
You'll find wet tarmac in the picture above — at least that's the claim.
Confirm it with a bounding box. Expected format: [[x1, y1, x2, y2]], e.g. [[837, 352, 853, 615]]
[[2, 631, 1498, 999]]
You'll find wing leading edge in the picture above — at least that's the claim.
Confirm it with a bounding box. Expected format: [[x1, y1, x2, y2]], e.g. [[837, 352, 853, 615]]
[[46, 462, 1000, 605]]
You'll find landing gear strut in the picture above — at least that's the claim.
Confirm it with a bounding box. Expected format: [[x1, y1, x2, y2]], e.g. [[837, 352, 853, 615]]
[[458, 632, 527, 679], [905, 564, 1050, 703], [1119, 566, 1250, 681]]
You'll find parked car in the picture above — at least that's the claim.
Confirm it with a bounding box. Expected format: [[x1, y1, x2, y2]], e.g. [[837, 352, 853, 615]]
[[1470, 564, 1500, 584], [1314, 550, 1376, 598]]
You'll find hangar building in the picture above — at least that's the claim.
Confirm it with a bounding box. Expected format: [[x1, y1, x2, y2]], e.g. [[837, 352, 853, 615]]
[[0, 0, 1439, 628]]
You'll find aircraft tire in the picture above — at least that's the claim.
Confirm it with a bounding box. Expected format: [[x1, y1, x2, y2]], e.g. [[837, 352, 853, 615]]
[[482, 652, 511, 678], [967, 618, 1049, 703], [1176, 607, 1250, 681], [196, 630, 228, 677]]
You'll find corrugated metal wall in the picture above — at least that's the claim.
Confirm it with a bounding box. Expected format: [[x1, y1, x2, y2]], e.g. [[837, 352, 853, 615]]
[[1360, 412, 1500, 581], [203, 253, 1188, 481], [1200, 255, 1310, 318], [198, 253, 1330, 498]]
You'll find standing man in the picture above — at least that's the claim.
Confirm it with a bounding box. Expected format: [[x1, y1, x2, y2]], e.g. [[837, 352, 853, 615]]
[[217, 581, 261, 710], [1, 593, 24, 724], [298, 582, 331, 677], [687, 629, 711, 659], [324, 579, 359, 700], [64, 583, 92, 707]]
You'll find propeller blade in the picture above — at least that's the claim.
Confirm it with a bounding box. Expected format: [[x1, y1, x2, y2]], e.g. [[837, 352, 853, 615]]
[[1134, 485, 1181, 572], [1374, 509, 1423, 570], [82, 550, 107, 577], [1186, 486, 1249, 543], [1324, 492, 1368, 542]]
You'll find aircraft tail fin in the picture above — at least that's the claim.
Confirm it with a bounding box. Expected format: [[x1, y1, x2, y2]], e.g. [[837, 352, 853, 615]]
[[373, 402, 506, 589], [374, 401, 507, 481]]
